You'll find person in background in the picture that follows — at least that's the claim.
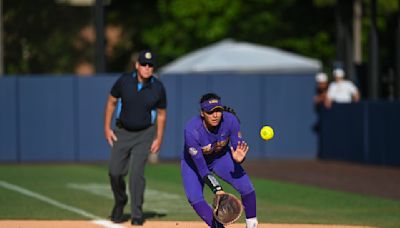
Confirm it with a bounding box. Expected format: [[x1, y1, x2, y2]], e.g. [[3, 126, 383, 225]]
[[313, 72, 329, 156], [325, 68, 360, 108], [314, 72, 329, 110], [313, 72, 329, 131], [104, 50, 167, 226]]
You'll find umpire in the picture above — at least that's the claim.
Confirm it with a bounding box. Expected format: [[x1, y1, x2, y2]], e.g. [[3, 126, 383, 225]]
[[104, 50, 167, 225]]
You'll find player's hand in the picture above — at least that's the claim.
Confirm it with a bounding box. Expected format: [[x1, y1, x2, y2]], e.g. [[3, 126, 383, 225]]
[[105, 128, 117, 147], [230, 141, 248, 163], [150, 137, 162, 154]]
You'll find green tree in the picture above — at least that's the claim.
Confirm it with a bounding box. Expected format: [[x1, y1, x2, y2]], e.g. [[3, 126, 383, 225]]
[[139, 0, 398, 75], [3, 0, 399, 76], [105, 0, 160, 71], [142, 0, 242, 65], [233, 0, 336, 66], [3, 0, 93, 74], [140, 0, 337, 67]]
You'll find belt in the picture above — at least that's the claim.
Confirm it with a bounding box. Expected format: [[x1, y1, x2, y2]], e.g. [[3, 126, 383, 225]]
[[116, 119, 152, 132]]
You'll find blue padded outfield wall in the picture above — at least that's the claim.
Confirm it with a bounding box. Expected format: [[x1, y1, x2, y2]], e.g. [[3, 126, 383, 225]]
[[0, 76, 117, 162], [320, 102, 400, 166], [3, 75, 400, 165], [0, 77, 18, 161], [160, 73, 317, 160], [0, 73, 318, 162]]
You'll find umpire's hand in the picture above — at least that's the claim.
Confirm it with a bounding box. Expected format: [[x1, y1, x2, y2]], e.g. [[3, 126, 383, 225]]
[[105, 128, 118, 147], [150, 137, 162, 153]]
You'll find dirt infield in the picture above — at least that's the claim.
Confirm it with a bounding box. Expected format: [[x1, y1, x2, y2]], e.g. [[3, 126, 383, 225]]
[[242, 159, 400, 200], [0, 220, 373, 228]]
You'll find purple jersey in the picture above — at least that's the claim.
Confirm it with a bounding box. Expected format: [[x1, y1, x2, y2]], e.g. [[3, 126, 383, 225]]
[[182, 111, 242, 179], [181, 111, 257, 226]]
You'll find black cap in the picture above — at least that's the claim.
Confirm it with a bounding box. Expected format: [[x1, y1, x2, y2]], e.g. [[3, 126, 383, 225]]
[[138, 50, 155, 65]]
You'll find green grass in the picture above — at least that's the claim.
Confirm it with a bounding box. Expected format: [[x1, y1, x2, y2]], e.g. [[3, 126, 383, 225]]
[[0, 163, 399, 228]]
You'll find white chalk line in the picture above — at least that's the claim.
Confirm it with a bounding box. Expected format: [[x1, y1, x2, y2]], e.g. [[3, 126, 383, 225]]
[[0, 180, 123, 228], [67, 183, 193, 214]]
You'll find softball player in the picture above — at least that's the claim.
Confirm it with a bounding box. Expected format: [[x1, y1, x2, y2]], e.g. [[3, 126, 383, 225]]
[[181, 93, 258, 228]]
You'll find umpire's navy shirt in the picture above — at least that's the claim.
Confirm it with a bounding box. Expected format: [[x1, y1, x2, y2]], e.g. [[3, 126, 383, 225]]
[[110, 71, 167, 131]]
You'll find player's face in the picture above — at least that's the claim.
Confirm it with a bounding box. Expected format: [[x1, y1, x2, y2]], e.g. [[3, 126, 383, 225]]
[[136, 62, 154, 81], [201, 109, 222, 128]]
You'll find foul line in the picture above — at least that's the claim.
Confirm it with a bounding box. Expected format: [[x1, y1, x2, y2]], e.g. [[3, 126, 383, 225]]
[[0, 180, 123, 228]]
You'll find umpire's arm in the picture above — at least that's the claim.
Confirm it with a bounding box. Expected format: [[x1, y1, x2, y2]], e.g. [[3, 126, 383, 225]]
[[104, 94, 118, 146], [151, 108, 166, 153]]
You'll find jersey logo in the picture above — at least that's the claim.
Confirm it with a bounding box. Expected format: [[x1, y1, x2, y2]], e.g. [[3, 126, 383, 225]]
[[188, 147, 198, 156], [201, 144, 212, 154], [214, 140, 228, 152], [238, 131, 242, 139], [201, 140, 229, 155]]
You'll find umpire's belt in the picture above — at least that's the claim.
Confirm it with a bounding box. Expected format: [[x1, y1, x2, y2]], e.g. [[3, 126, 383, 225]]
[[116, 119, 152, 132]]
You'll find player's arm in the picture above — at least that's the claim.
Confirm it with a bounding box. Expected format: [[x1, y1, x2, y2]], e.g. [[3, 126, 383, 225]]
[[204, 174, 224, 194], [185, 130, 224, 194], [229, 115, 248, 163], [191, 150, 224, 194], [104, 94, 118, 146]]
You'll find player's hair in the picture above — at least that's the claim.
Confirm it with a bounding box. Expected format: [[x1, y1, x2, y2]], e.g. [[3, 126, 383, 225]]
[[199, 93, 240, 122], [224, 105, 241, 123]]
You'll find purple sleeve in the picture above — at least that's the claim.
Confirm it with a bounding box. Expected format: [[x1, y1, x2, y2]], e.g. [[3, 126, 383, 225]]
[[184, 129, 211, 179], [228, 114, 243, 150]]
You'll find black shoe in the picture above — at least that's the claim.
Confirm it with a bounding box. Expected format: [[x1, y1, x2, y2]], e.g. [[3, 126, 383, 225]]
[[110, 204, 125, 223], [131, 217, 144, 226]]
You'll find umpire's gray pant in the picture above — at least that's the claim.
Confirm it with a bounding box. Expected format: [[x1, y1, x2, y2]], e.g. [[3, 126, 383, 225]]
[[108, 125, 155, 219]]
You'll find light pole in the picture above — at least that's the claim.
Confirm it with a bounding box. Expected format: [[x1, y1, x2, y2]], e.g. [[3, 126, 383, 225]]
[[397, 0, 400, 99], [353, 0, 362, 65], [368, 0, 379, 100], [95, 0, 105, 73], [0, 0, 3, 76]]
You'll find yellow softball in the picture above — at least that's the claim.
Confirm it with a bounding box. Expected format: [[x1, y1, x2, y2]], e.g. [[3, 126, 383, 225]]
[[260, 126, 274, 140]]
